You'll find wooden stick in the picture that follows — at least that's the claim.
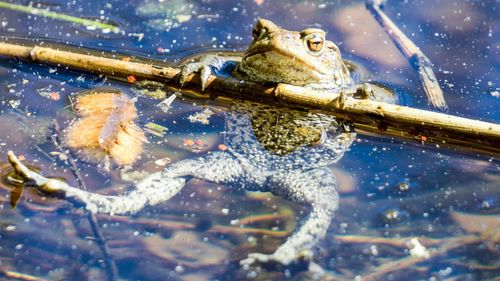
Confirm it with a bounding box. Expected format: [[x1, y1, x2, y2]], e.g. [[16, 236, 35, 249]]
[[366, 0, 447, 110], [1, 42, 499, 157], [50, 120, 118, 281]]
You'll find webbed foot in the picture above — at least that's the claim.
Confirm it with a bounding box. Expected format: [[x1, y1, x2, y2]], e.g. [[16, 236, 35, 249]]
[[178, 55, 236, 91], [7, 151, 63, 195], [178, 61, 213, 91], [6, 150, 188, 214]]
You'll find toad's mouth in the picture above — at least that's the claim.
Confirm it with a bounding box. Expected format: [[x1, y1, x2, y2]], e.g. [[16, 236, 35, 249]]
[[244, 46, 329, 75]]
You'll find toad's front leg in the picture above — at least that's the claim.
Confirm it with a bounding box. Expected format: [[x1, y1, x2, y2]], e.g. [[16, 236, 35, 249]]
[[240, 167, 339, 267], [178, 54, 238, 91]]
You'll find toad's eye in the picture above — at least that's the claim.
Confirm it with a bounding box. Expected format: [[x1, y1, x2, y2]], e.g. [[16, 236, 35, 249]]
[[252, 26, 267, 40], [252, 26, 259, 39], [306, 35, 324, 52]]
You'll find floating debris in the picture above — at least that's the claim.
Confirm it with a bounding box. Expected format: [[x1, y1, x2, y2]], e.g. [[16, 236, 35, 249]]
[[49, 151, 69, 161], [154, 157, 172, 167], [132, 80, 169, 99], [156, 47, 169, 53], [397, 181, 411, 192], [8, 99, 20, 109], [182, 139, 208, 153], [136, 0, 195, 31], [477, 198, 496, 210], [128, 32, 145, 41], [156, 93, 179, 113], [37, 85, 61, 100], [183, 139, 195, 146], [379, 208, 410, 225], [188, 108, 214, 125], [407, 238, 430, 259], [127, 75, 137, 83], [144, 122, 168, 137], [64, 89, 146, 170]]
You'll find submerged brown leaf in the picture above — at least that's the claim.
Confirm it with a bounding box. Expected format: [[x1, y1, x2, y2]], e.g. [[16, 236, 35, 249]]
[[64, 89, 146, 169], [451, 211, 500, 243], [143, 231, 230, 267]]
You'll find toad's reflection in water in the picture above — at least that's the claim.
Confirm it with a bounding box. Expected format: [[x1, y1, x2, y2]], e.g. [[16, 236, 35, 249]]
[[8, 102, 359, 267]]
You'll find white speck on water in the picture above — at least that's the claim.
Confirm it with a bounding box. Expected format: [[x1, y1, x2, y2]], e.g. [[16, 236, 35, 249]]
[[9, 99, 20, 108], [408, 238, 430, 258], [174, 265, 185, 273], [439, 267, 453, 277], [246, 271, 257, 278], [5, 225, 16, 231]]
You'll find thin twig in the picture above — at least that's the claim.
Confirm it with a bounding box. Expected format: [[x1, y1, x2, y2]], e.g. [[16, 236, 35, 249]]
[[335, 235, 442, 248], [0, 42, 499, 156], [365, 0, 447, 110], [0, 269, 49, 281], [50, 120, 119, 281], [0, 1, 120, 33]]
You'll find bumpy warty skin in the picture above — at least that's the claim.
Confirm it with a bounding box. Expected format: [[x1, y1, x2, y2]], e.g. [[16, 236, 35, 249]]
[[147, 102, 355, 265]]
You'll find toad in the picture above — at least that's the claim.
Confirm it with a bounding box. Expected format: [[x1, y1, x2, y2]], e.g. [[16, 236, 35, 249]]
[[7, 19, 395, 269]]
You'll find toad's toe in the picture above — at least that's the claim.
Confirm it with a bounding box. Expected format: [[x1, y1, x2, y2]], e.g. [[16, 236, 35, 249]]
[[178, 62, 213, 91]]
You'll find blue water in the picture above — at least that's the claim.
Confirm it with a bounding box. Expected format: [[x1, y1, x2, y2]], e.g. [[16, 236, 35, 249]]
[[0, 0, 498, 280]]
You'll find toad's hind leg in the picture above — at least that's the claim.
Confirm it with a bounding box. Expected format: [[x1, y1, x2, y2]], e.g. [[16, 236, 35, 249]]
[[241, 167, 339, 266], [161, 151, 243, 184], [7, 151, 240, 214]]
